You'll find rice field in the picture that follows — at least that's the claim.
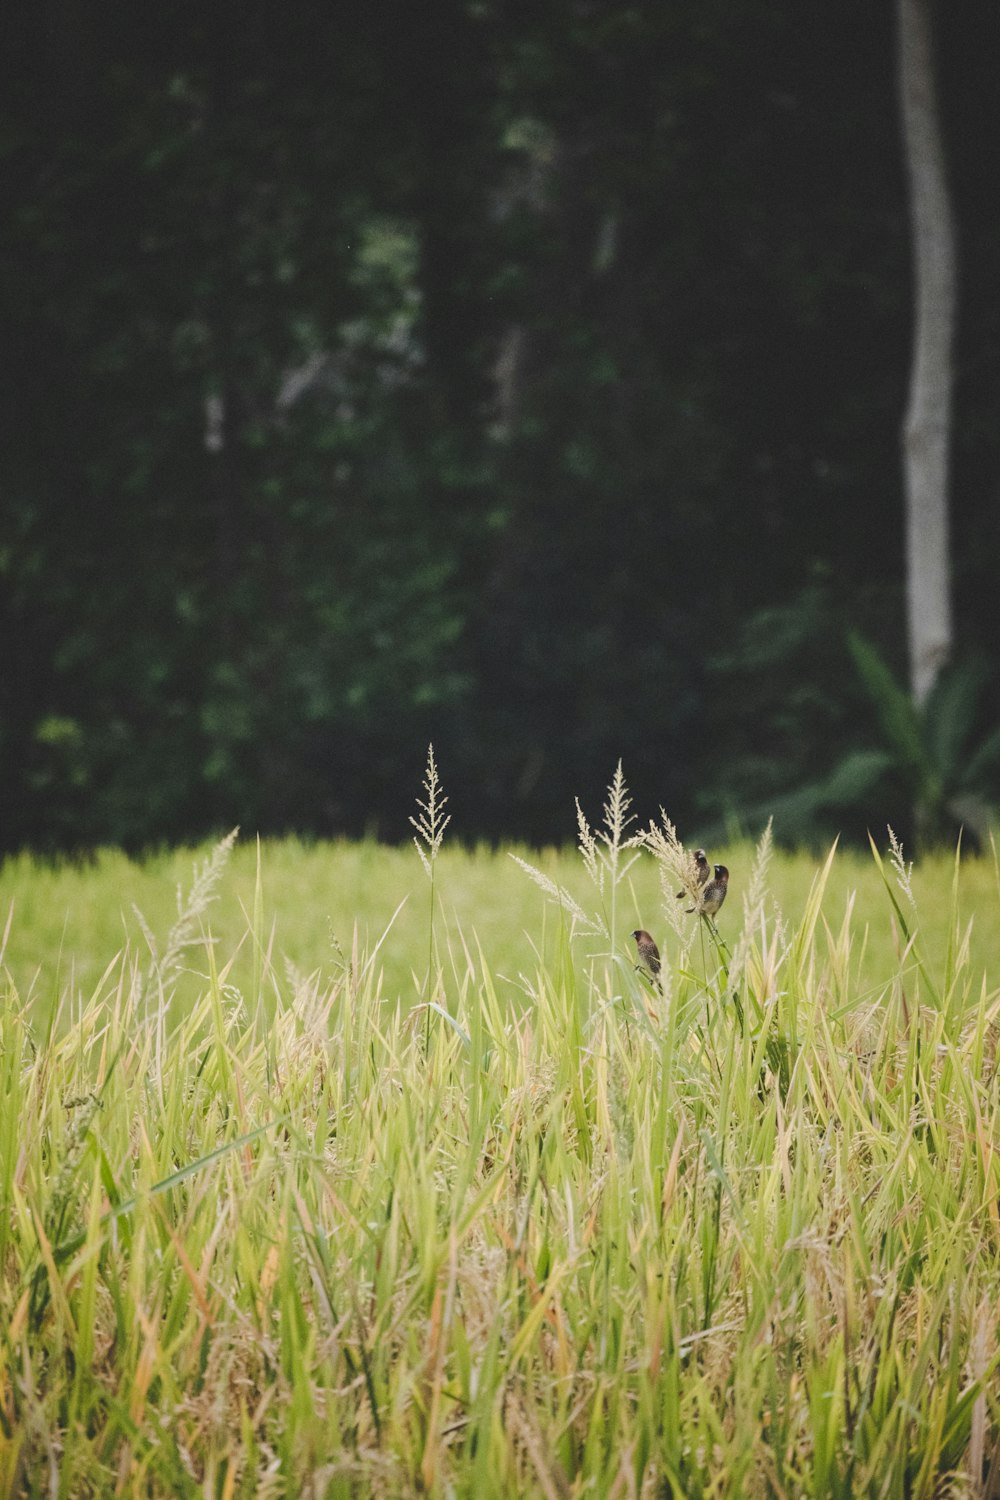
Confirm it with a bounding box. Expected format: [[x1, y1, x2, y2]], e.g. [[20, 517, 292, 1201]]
[[2, 762, 1000, 1497]]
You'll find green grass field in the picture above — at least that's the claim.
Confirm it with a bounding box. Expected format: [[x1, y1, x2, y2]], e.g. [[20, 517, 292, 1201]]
[[2, 766, 1000, 1496]]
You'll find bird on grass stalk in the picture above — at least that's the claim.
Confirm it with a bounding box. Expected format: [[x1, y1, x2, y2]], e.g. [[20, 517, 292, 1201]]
[[631, 929, 661, 987], [676, 848, 711, 899], [688, 864, 729, 919]]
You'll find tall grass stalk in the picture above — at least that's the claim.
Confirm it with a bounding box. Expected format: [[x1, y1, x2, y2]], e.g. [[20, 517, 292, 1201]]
[[410, 744, 450, 1048], [575, 760, 641, 964]]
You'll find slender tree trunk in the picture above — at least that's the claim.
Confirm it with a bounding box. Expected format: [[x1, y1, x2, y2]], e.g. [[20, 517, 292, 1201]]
[[897, 0, 956, 706]]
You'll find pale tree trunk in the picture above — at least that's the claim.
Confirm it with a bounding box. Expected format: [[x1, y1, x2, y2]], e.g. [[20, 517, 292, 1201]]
[[897, 0, 956, 706]]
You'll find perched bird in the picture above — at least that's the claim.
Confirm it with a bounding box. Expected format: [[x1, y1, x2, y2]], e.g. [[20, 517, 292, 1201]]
[[689, 864, 729, 918], [676, 848, 710, 899], [631, 928, 661, 980]]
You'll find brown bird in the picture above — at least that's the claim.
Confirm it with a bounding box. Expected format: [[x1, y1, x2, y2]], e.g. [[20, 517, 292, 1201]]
[[676, 848, 710, 899], [631, 928, 661, 980], [688, 864, 729, 918]]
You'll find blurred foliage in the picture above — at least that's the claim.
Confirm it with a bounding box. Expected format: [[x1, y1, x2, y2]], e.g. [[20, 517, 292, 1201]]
[[701, 579, 902, 847], [845, 634, 1000, 848], [2, 0, 1000, 851], [705, 595, 1000, 849]]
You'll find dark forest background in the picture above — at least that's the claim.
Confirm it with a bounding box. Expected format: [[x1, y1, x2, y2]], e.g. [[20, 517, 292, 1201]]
[[2, 0, 999, 854]]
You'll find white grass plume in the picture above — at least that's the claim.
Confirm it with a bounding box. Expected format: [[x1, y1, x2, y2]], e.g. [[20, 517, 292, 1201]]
[[136, 827, 239, 1003], [640, 809, 695, 943], [576, 762, 643, 887], [411, 746, 449, 1019], [410, 743, 450, 876], [729, 818, 776, 987], [508, 855, 601, 936], [887, 825, 915, 911], [574, 762, 644, 955]]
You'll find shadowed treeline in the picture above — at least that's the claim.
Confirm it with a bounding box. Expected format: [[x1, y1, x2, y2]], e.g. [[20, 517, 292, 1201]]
[[2, 0, 999, 851]]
